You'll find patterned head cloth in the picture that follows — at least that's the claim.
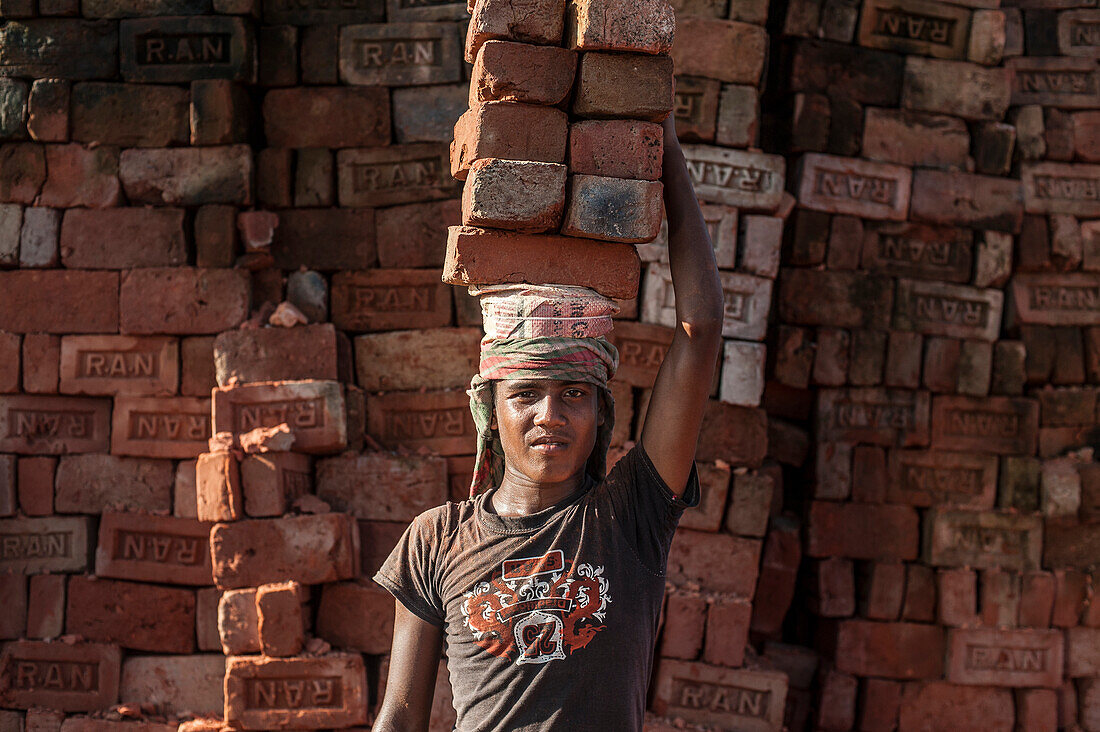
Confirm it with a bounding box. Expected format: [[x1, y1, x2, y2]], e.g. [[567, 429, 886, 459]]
[[467, 335, 619, 497]]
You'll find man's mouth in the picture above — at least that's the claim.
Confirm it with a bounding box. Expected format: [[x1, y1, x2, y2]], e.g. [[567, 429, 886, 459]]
[[530, 435, 570, 452]]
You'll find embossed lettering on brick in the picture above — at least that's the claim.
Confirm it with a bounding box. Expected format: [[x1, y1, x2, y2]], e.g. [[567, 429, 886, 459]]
[[339, 23, 462, 86], [338, 144, 457, 207], [796, 153, 912, 221], [857, 0, 971, 60], [924, 508, 1042, 570], [120, 17, 254, 83], [946, 628, 1063, 687], [931, 395, 1038, 454], [111, 396, 211, 459], [1008, 57, 1100, 108], [651, 659, 788, 730], [892, 279, 1004, 341], [59, 336, 178, 397], [0, 516, 92, 574], [816, 388, 931, 447], [861, 223, 973, 283], [95, 512, 214, 586], [1022, 161, 1100, 216], [887, 450, 998, 508], [1010, 273, 1100, 326], [0, 640, 120, 712], [0, 395, 111, 455], [680, 145, 785, 211]]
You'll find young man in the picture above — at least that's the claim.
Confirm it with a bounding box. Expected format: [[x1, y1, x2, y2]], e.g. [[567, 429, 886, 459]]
[[372, 113, 725, 731]]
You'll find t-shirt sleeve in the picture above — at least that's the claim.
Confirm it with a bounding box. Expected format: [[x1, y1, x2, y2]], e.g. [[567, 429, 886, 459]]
[[372, 509, 448, 627], [597, 442, 701, 575]]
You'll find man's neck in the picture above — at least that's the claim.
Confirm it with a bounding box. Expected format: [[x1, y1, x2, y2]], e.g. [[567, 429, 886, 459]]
[[491, 470, 587, 517]]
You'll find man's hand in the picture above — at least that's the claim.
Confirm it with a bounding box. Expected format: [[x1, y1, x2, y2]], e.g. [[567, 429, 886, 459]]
[[639, 114, 725, 495], [373, 599, 445, 731]]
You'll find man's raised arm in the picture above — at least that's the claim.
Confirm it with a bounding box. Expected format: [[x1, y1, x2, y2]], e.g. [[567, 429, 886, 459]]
[[639, 115, 726, 495]]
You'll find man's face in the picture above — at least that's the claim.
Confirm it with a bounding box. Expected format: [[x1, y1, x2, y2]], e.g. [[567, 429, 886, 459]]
[[492, 379, 602, 486]]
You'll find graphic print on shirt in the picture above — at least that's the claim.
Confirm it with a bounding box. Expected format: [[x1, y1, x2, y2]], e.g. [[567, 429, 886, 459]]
[[461, 549, 611, 665]]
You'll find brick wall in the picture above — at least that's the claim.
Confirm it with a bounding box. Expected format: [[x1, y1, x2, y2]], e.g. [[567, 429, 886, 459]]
[[0, 0, 1098, 727]]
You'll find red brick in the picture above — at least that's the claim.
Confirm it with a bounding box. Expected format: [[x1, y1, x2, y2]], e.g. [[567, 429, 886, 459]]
[[817, 670, 858, 731], [66, 576, 195, 653], [910, 169, 1024, 233], [740, 214, 783, 278], [773, 326, 814, 389], [701, 597, 751, 667], [58, 719, 177, 731], [331, 269, 452, 332], [778, 269, 894, 330], [0, 572, 26, 639], [218, 588, 259, 655], [900, 564, 935, 622], [26, 574, 65, 639], [807, 501, 918, 561], [366, 389, 475, 456], [0, 143, 45, 204], [263, 87, 388, 148], [893, 279, 1004, 343], [568, 120, 662, 181], [812, 328, 849, 386], [0, 640, 120, 712], [1011, 689, 1057, 732], [190, 79, 249, 146], [670, 18, 765, 85], [1081, 677, 1100, 728], [947, 628, 1063, 687], [561, 174, 662, 243], [316, 580, 394, 655], [886, 449, 997, 509], [0, 516, 93, 574], [240, 452, 312, 518], [835, 620, 944, 679], [659, 590, 705, 660], [212, 380, 346, 454], [0, 271, 117, 335], [565, 0, 672, 53], [27, 79, 69, 143], [256, 581, 305, 657], [925, 509, 1042, 570], [651, 660, 788, 729], [179, 338, 217, 397], [667, 529, 760, 596], [58, 335, 177, 397], [16, 456, 53, 516], [862, 108, 969, 169], [271, 208, 376, 271], [39, 143, 120, 208], [0, 334, 18, 399], [884, 331, 922, 389], [451, 101, 568, 180], [195, 586, 220, 652], [695, 400, 767, 467], [812, 557, 855, 617], [1067, 627, 1100, 676], [680, 145, 785, 211], [118, 654, 224, 717], [920, 336, 960, 393], [59, 208, 185, 269], [210, 513, 359, 589], [444, 225, 640, 300], [898, 682, 1014, 731], [71, 82, 188, 147], [848, 445, 885, 503], [796, 153, 911, 221], [861, 561, 905, 621], [119, 268, 248, 335], [860, 678, 901, 732], [461, 158, 566, 233], [196, 451, 243, 524], [376, 199, 459, 269], [110, 396, 210, 459], [213, 324, 338, 388], [465, 0, 564, 61], [1020, 571, 1056, 628], [357, 520, 406, 577], [1053, 570, 1088, 628], [608, 321, 673, 389], [224, 653, 368, 729], [980, 568, 1021, 627], [0, 395, 111, 454], [470, 40, 576, 105], [55, 454, 172, 514], [749, 517, 800, 636], [316, 452, 447, 523], [930, 395, 1038, 454], [119, 145, 252, 206], [644, 265, 773, 340], [572, 52, 673, 122], [723, 471, 770, 537]]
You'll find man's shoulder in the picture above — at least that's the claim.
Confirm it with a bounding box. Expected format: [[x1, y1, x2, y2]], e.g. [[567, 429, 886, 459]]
[[409, 496, 478, 538]]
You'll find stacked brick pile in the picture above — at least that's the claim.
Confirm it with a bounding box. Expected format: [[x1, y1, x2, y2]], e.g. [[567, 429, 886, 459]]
[[761, 0, 1100, 726], [5, 0, 1100, 723]]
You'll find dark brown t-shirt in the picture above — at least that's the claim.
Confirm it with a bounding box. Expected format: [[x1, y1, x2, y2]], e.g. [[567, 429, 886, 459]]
[[373, 443, 700, 732]]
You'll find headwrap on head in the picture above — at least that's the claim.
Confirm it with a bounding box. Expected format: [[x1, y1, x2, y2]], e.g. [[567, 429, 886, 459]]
[[467, 335, 619, 497]]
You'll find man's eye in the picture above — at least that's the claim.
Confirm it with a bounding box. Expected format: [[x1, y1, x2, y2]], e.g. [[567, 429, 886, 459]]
[[566, 389, 585, 398]]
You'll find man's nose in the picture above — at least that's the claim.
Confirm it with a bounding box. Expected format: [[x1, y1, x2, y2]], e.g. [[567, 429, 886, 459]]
[[533, 395, 566, 426]]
